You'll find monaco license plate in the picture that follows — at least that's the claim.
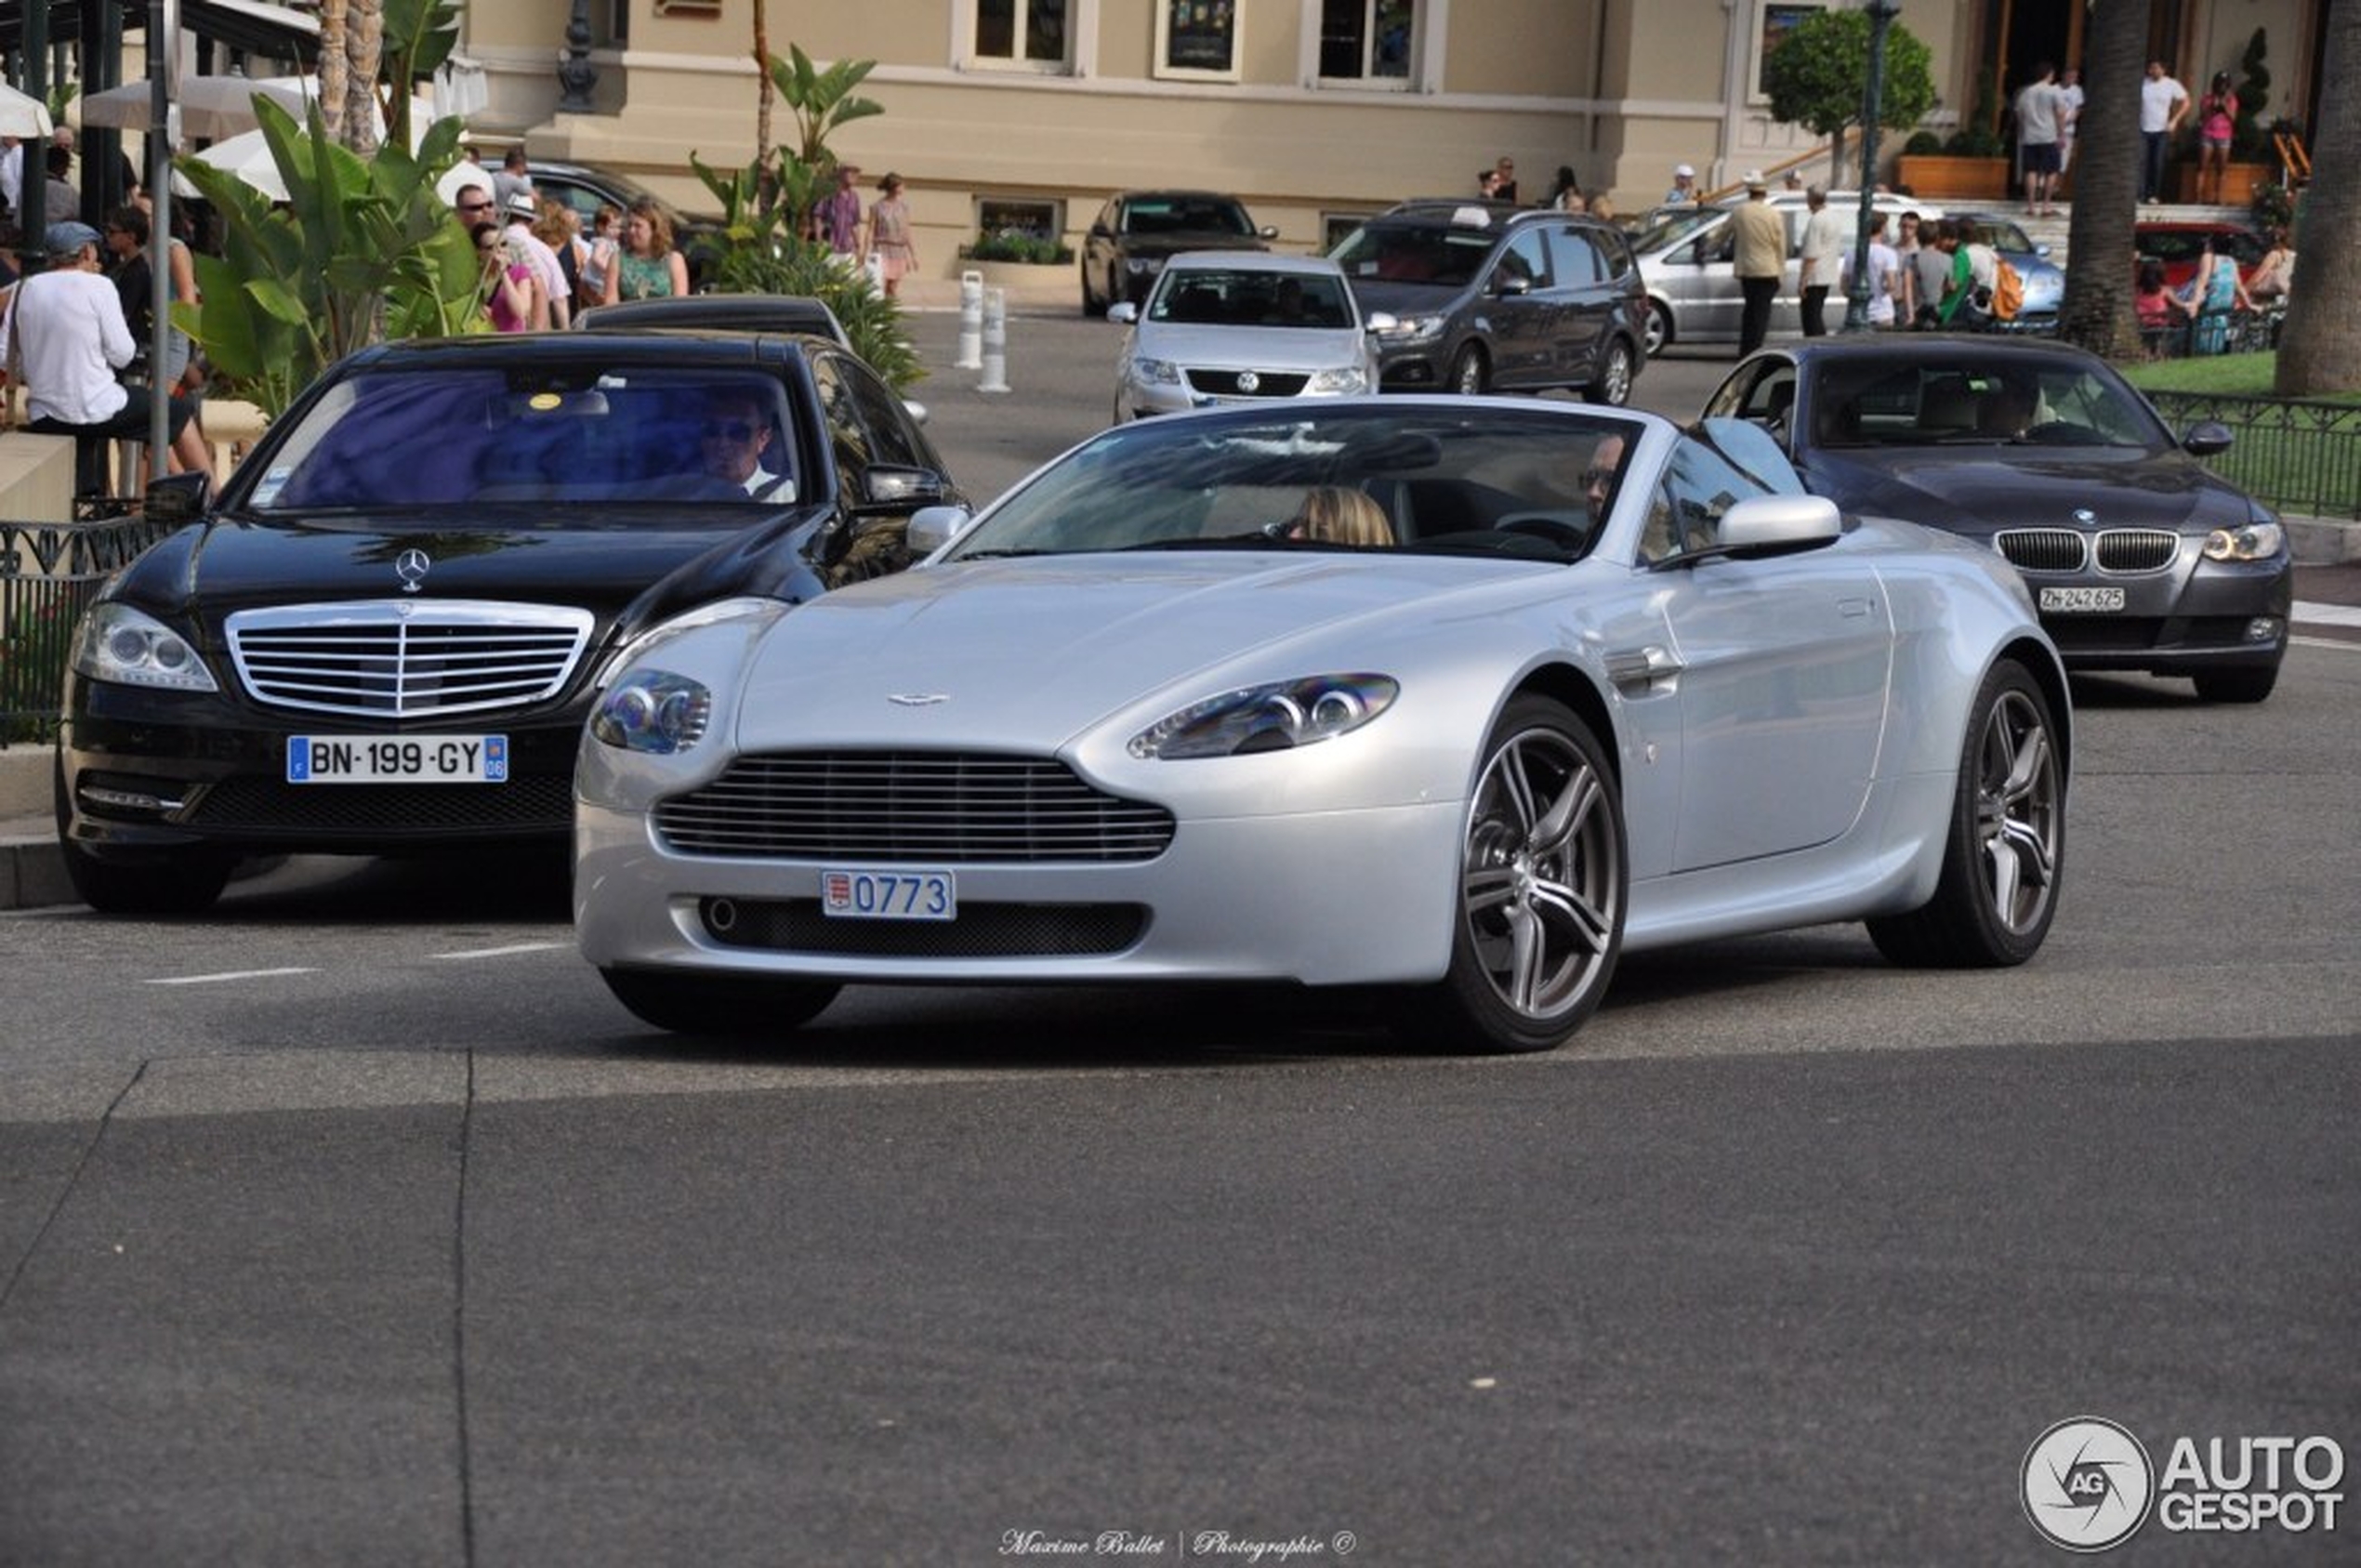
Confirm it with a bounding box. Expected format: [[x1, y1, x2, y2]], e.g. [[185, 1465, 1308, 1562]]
[[823, 868, 956, 922], [286, 735, 508, 784], [2039, 586, 2127, 613]]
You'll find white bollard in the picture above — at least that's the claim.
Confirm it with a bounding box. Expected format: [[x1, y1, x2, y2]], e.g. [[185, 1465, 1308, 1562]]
[[954, 270, 985, 370], [977, 286, 1011, 394]]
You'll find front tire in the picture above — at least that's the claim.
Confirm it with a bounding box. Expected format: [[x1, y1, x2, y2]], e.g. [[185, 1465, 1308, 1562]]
[[1412, 697, 1625, 1053], [1449, 344, 1489, 396], [601, 968, 841, 1037], [1868, 661, 2064, 968], [2192, 664, 2278, 704]]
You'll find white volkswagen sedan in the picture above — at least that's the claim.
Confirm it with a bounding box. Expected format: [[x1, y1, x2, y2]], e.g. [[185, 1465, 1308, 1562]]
[[1109, 252, 1387, 421]]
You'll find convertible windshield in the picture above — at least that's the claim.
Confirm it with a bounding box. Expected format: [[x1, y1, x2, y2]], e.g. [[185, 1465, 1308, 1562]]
[[942, 407, 1637, 560], [236, 365, 801, 511], [1810, 358, 2168, 450]]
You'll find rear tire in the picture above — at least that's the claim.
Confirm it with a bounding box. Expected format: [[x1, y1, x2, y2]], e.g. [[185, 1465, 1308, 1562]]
[[601, 968, 841, 1037], [1409, 697, 1625, 1053], [2191, 664, 2277, 704], [1867, 661, 2064, 968], [1642, 301, 1673, 357]]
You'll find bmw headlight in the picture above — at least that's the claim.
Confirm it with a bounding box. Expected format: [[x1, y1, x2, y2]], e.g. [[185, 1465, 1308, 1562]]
[[1130, 355, 1183, 387], [592, 670, 712, 755], [72, 602, 218, 692], [1377, 313, 1447, 346], [1129, 674, 1399, 759], [1307, 365, 1370, 395], [2203, 520, 2284, 561]]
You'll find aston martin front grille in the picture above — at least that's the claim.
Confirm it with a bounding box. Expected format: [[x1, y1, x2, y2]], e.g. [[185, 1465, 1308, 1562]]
[[2094, 529, 2181, 573], [655, 753, 1177, 863], [1995, 529, 2087, 573], [227, 601, 594, 718]]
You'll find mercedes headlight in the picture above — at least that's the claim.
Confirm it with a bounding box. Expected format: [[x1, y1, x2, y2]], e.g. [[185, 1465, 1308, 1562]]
[[1129, 675, 1399, 759], [592, 670, 712, 755], [2203, 520, 2284, 561], [72, 602, 218, 692]]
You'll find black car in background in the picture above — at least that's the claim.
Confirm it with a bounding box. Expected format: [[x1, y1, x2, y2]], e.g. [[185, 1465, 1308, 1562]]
[[1079, 190, 1277, 315], [1705, 336, 2290, 702], [54, 331, 965, 913], [1330, 201, 1650, 404]]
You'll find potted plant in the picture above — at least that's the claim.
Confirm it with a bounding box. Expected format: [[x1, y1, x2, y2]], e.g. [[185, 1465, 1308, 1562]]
[[1895, 69, 2010, 200], [960, 227, 1075, 290]]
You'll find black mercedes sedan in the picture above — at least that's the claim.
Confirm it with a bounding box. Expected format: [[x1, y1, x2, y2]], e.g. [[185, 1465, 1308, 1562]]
[[55, 330, 965, 913], [1704, 337, 2291, 703]]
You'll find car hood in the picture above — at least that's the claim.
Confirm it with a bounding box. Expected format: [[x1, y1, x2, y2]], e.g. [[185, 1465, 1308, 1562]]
[[1117, 233, 1272, 262], [1130, 323, 1371, 368], [1795, 448, 2253, 539], [143, 506, 829, 637], [732, 552, 1533, 749]]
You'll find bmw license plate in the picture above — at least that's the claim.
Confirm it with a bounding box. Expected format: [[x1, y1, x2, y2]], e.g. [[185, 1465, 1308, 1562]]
[[823, 868, 956, 921], [2038, 586, 2127, 613], [287, 735, 508, 784]]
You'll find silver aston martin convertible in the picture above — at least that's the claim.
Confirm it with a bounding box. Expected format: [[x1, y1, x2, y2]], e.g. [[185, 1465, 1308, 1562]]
[[574, 401, 2070, 1053]]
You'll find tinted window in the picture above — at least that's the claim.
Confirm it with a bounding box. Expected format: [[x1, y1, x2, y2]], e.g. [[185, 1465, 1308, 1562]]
[[1546, 226, 1607, 286], [1497, 228, 1553, 288]]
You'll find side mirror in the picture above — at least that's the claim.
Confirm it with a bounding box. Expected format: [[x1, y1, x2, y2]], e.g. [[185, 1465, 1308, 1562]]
[[1107, 301, 1140, 324], [1258, 225, 1280, 240], [1718, 494, 1843, 552], [1363, 310, 1397, 333], [906, 505, 975, 558], [141, 470, 211, 524], [1494, 272, 1532, 297], [857, 466, 951, 510], [902, 398, 930, 428], [2183, 420, 2234, 457]]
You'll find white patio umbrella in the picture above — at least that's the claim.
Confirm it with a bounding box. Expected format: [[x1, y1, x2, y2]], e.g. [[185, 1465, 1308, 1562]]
[[80, 74, 312, 142], [188, 103, 446, 204], [0, 81, 53, 139]]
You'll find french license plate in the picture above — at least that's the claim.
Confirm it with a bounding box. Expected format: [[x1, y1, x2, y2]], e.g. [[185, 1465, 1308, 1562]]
[[823, 868, 956, 922], [286, 735, 508, 784], [2039, 586, 2127, 613]]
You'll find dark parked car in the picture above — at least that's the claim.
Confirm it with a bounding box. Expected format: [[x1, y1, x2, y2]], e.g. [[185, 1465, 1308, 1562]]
[[1704, 336, 2290, 702], [1329, 200, 1649, 403], [2134, 218, 2267, 292], [1079, 190, 1276, 315], [54, 330, 966, 913], [528, 158, 726, 288]]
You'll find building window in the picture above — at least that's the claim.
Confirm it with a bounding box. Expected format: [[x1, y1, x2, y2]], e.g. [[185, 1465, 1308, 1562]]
[[976, 197, 1064, 246], [1156, 1, 1241, 82], [977, 0, 1072, 65], [1320, 0, 1414, 82]]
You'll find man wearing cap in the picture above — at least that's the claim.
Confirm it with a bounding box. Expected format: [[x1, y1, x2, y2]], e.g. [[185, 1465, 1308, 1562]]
[[1730, 170, 1787, 357], [1663, 164, 1698, 204], [501, 191, 567, 329], [0, 221, 206, 492], [1796, 183, 1847, 336]]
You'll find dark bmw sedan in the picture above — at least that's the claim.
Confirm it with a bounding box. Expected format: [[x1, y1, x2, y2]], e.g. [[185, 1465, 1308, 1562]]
[[1704, 337, 2290, 702], [55, 330, 965, 913]]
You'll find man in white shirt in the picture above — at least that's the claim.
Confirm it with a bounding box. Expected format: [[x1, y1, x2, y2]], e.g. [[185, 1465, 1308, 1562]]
[[0, 221, 203, 490], [697, 391, 789, 498], [2140, 60, 2190, 204], [1796, 184, 1848, 337], [2055, 68, 2085, 178], [500, 191, 568, 329]]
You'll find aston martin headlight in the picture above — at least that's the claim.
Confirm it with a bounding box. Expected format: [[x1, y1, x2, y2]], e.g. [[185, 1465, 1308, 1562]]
[[72, 602, 218, 692], [1307, 365, 1370, 395], [592, 670, 712, 755], [1130, 356, 1183, 387], [1376, 312, 1447, 345], [2203, 520, 2284, 561], [1128, 674, 1398, 759]]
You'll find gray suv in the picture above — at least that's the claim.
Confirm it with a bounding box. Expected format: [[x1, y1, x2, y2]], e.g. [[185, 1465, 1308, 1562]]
[[1330, 201, 1649, 404]]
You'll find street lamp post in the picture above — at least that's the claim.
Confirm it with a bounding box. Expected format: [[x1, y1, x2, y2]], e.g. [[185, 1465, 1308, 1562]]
[[1842, 0, 1902, 333], [557, 0, 600, 112]]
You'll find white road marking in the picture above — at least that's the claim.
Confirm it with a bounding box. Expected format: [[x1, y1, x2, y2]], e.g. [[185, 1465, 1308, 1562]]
[[146, 968, 318, 985], [432, 942, 569, 961], [2294, 600, 2361, 628]]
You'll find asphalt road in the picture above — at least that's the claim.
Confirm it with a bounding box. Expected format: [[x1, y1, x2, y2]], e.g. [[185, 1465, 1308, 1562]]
[[2, 310, 2356, 1567]]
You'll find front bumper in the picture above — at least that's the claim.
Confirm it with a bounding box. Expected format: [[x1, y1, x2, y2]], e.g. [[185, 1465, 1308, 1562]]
[[2030, 554, 2293, 674]]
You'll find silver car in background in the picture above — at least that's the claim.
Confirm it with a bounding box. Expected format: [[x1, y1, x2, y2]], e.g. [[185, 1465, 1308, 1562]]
[[1109, 253, 1385, 421], [1634, 191, 1946, 353]]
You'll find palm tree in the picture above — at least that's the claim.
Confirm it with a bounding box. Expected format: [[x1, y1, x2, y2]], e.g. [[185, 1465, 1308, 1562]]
[[2275, 0, 2356, 395], [314, 0, 383, 154], [2056, 3, 2146, 357]]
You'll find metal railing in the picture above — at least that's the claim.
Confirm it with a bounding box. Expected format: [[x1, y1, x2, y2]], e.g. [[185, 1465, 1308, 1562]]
[[1, 513, 176, 744], [2142, 390, 2361, 522]]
